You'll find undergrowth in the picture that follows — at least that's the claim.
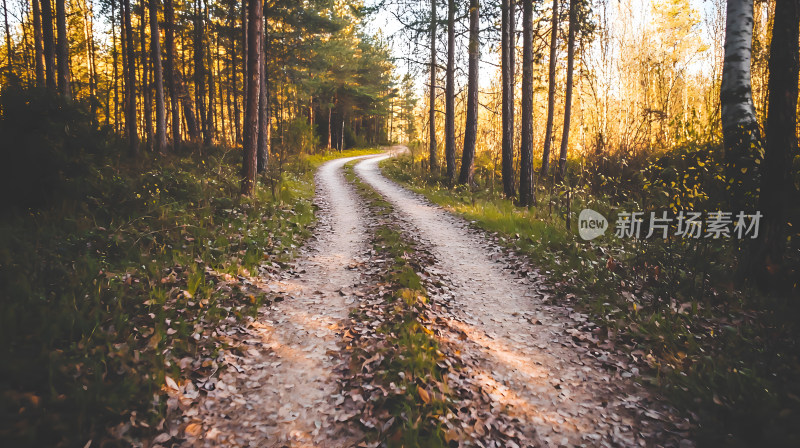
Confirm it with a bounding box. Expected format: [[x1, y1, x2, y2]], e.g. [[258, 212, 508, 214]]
[[0, 100, 379, 448], [382, 154, 800, 447]]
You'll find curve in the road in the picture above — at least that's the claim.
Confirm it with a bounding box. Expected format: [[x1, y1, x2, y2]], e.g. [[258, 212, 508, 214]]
[[354, 154, 677, 447]]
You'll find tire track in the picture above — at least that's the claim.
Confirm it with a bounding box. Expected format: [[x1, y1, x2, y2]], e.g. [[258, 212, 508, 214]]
[[172, 155, 375, 447], [354, 153, 684, 447]]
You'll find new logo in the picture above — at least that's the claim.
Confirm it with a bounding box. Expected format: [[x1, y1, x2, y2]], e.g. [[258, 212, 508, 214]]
[[578, 209, 608, 241]]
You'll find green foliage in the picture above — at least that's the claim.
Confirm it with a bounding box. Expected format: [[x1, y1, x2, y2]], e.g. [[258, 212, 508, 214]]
[[383, 153, 800, 446], [0, 91, 375, 446], [284, 117, 319, 155], [0, 86, 110, 209]]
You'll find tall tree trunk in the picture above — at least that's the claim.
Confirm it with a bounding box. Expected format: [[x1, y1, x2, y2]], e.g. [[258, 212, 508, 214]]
[[204, 0, 214, 143], [193, 0, 207, 144], [140, 0, 153, 151], [721, 0, 760, 209], [519, 0, 534, 205], [80, 0, 97, 112], [32, 0, 44, 86], [241, 0, 247, 125], [754, 0, 799, 291], [445, 0, 455, 183], [501, 0, 515, 197], [257, 0, 269, 172], [176, 69, 199, 139], [217, 38, 227, 143], [20, 0, 30, 84], [241, 0, 262, 195], [150, 0, 166, 152], [40, 0, 55, 90], [123, 0, 139, 154], [55, 0, 70, 98], [230, 1, 241, 144], [112, 0, 119, 131], [164, 0, 180, 147], [428, 0, 438, 171], [3, 0, 13, 78], [556, 0, 577, 181], [541, 0, 558, 176], [327, 101, 332, 149], [458, 0, 479, 185]]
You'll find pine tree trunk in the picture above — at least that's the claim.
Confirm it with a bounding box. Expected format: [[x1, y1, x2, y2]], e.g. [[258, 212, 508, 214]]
[[150, 0, 167, 152], [445, 0, 455, 183], [501, 0, 515, 197], [140, 0, 153, 151], [257, 0, 269, 173], [32, 0, 44, 86], [123, 0, 139, 154], [541, 0, 558, 177], [518, 0, 534, 205], [721, 0, 760, 208], [428, 0, 438, 171], [557, 0, 577, 181], [241, 0, 262, 195], [458, 0, 479, 185], [80, 0, 97, 111], [40, 0, 56, 90], [193, 0, 207, 145], [242, 0, 247, 125], [55, 0, 70, 98], [164, 0, 180, 147], [327, 102, 332, 149], [4, 0, 13, 78], [176, 69, 199, 139], [112, 0, 119, 131], [20, 1, 30, 84], [204, 0, 214, 143], [229, 1, 241, 144], [754, 0, 799, 291]]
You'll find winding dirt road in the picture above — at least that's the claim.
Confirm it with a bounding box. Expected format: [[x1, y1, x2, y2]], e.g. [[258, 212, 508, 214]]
[[172, 151, 685, 447], [176, 155, 374, 447], [354, 154, 683, 447]]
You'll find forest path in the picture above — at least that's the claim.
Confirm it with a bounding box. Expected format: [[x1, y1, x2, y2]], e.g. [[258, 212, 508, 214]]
[[354, 153, 683, 447], [176, 155, 374, 447]]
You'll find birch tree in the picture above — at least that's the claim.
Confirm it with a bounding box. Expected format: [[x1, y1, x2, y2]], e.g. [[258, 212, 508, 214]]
[[720, 0, 760, 208]]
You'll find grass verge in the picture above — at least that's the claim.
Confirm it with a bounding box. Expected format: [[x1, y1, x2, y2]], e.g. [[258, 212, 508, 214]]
[[342, 162, 451, 447]]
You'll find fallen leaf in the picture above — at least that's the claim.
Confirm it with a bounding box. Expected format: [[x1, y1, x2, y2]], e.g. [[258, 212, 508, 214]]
[[417, 386, 431, 404], [184, 422, 203, 437], [164, 376, 179, 392]]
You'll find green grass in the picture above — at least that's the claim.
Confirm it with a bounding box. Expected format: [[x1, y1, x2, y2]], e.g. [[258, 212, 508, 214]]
[[344, 162, 450, 447], [382, 154, 800, 447], [0, 146, 381, 447]]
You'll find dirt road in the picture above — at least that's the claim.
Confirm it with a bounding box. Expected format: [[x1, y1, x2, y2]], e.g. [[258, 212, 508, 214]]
[[175, 155, 374, 447], [171, 152, 684, 447], [354, 154, 682, 447]]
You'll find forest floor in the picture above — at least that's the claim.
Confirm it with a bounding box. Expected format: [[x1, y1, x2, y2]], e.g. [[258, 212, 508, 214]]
[[165, 148, 693, 447]]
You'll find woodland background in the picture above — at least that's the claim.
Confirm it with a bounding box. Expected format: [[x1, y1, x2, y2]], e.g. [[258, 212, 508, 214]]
[[0, 0, 799, 446]]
